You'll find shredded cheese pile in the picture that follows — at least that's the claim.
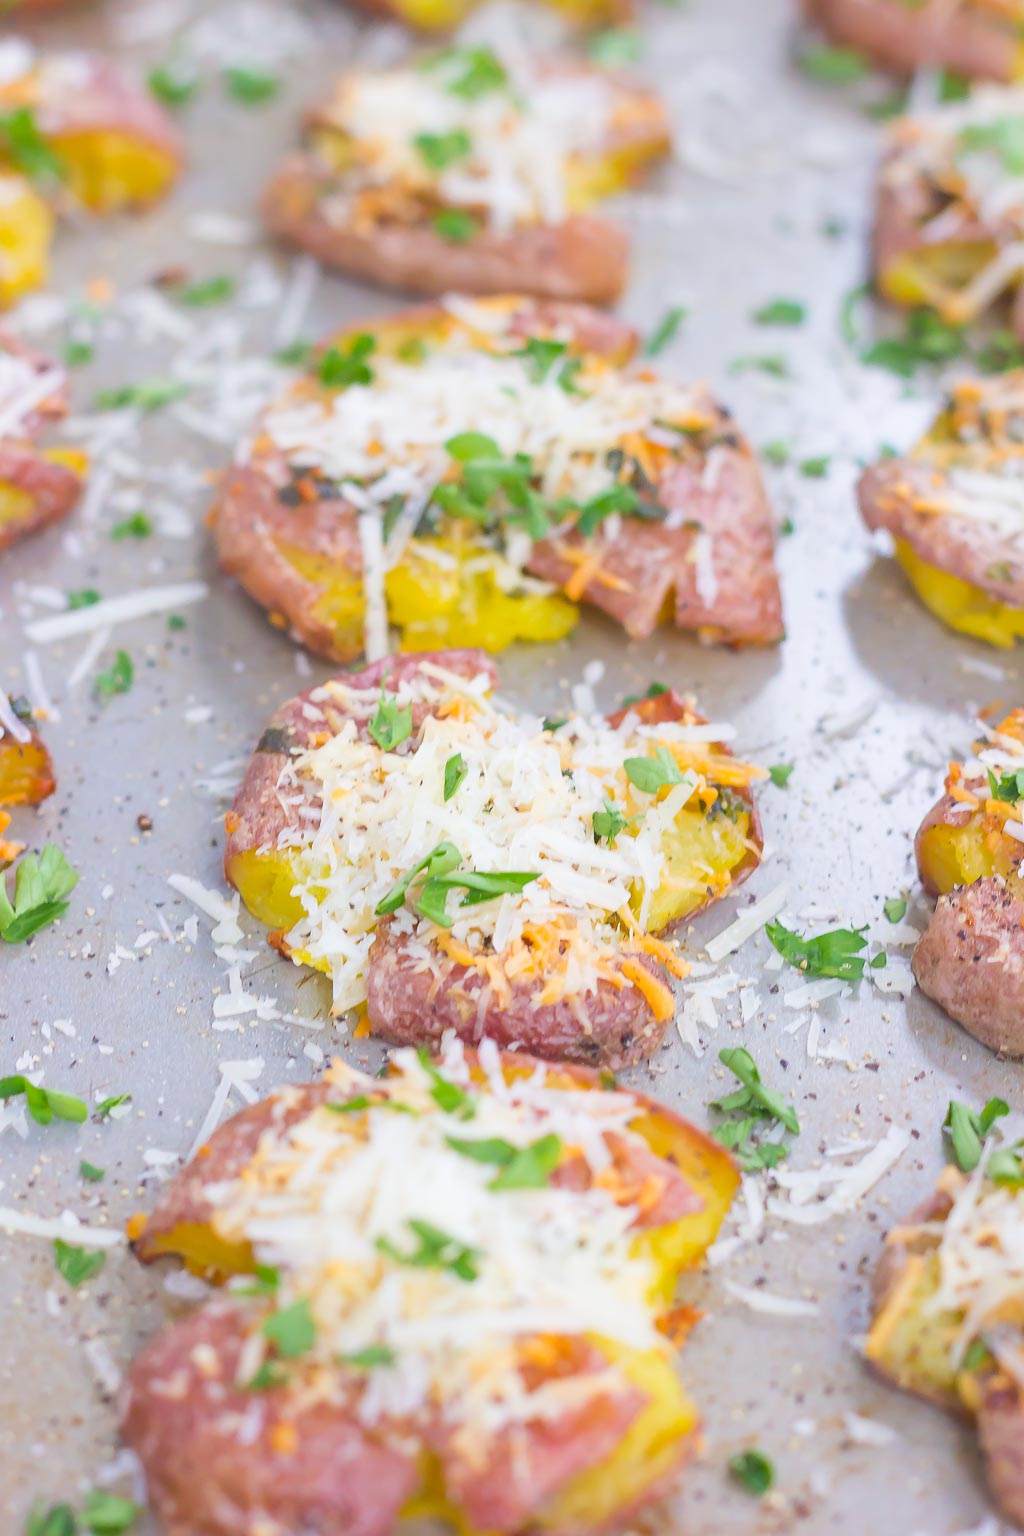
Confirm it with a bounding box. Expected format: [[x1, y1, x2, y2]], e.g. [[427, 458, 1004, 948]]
[[927, 1157, 1024, 1367], [0, 344, 61, 442], [942, 708, 1024, 847], [318, 53, 617, 234], [276, 660, 757, 1017], [910, 379, 1024, 539], [214, 1042, 670, 1430]]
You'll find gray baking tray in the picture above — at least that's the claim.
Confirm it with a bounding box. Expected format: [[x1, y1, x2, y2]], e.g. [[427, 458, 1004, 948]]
[[1, 0, 1019, 1530]]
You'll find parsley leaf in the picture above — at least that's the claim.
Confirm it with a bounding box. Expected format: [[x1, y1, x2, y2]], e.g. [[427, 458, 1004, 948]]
[[446, 1132, 563, 1190], [377, 1218, 480, 1280], [988, 768, 1024, 803], [111, 512, 152, 541], [83, 1490, 139, 1533], [340, 1344, 395, 1368], [94, 1093, 131, 1120], [730, 1448, 775, 1496], [432, 209, 477, 243], [95, 650, 133, 699], [434, 45, 508, 100], [728, 354, 789, 378], [94, 379, 190, 412], [317, 333, 375, 388], [799, 455, 831, 478], [79, 1161, 105, 1183], [644, 305, 687, 356], [623, 746, 686, 794], [861, 308, 965, 376], [176, 275, 236, 307], [713, 1046, 800, 1135], [262, 1297, 316, 1358], [593, 800, 629, 843], [368, 689, 412, 751], [798, 43, 869, 82], [416, 1047, 476, 1116], [959, 114, 1024, 174], [0, 847, 79, 944], [587, 28, 643, 66], [443, 752, 467, 802], [223, 66, 279, 105], [768, 763, 794, 788], [25, 1505, 77, 1536], [414, 128, 472, 169], [149, 60, 199, 108], [0, 107, 65, 186], [0, 1075, 87, 1125], [883, 897, 907, 924], [753, 298, 805, 327], [766, 919, 879, 981], [67, 589, 100, 610], [415, 869, 539, 928], [53, 1239, 106, 1289], [375, 842, 462, 917], [943, 1097, 1009, 1172]]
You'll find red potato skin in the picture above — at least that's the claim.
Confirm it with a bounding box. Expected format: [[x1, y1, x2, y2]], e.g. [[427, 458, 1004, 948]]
[[120, 1301, 420, 1536], [912, 876, 1024, 1055], [212, 298, 782, 659], [34, 57, 185, 186], [858, 457, 1024, 606], [0, 338, 82, 556], [264, 159, 630, 306], [226, 660, 762, 1069], [805, 0, 1020, 80]]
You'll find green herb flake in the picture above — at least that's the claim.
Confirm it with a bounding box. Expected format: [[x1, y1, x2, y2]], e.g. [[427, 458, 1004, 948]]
[[376, 1218, 480, 1280], [223, 66, 280, 105], [95, 650, 133, 699], [728, 354, 790, 379], [414, 128, 472, 170], [729, 1448, 775, 1497], [988, 767, 1024, 804], [753, 298, 806, 327], [368, 690, 413, 751], [274, 340, 312, 367], [593, 800, 629, 843], [860, 308, 966, 376], [416, 1047, 476, 1117], [766, 919, 880, 981], [63, 340, 95, 369], [443, 752, 467, 802], [768, 763, 794, 789], [53, 1238, 106, 1290], [798, 44, 870, 83], [94, 379, 191, 413], [79, 1160, 105, 1183], [0, 107, 65, 186], [167, 614, 186, 632], [375, 841, 462, 918], [587, 28, 643, 66], [713, 1046, 800, 1136], [943, 1097, 1009, 1173], [0, 1075, 86, 1125], [623, 745, 686, 795], [176, 274, 236, 307], [83, 1490, 139, 1534], [67, 589, 100, 610], [799, 455, 831, 478], [111, 512, 152, 541], [883, 897, 907, 924], [446, 1131, 563, 1190], [317, 333, 376, 389], [761, 440, 790, 466], [437, 45, 508, 100], [958, 114, 1024, 174], [432, 209, 477, 244], [262, 1297, 316, 1358], [0, 847, 79, 945], [25, 1504, 77, 1536], [341, 1344, 396, 1369], [94, 1093, 131, 1120], [148, 60, 199, 108], [644, 305, 688, 357]]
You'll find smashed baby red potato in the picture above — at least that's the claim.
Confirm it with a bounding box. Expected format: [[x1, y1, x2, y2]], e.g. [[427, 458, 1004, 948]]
[[125, 1045, 739, 1536], [0, 333, 85, 556], [263, 45, 671, 306], [0, 39, 184, 308], [867, 1160, 1024, 1527], [223, 649, 765, 1069], [0, 694, 55, 865], [912, 708, 1024, 1053], [805, 0, 1024, 81], [211, 294, 783, 663], [871, 86, 1024, 343], [859, 374, 1024, 647]]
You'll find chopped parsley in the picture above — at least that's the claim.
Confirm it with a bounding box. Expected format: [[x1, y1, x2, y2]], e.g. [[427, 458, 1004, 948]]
[[414, 868, 539, 928], [317, 333, 376, 388], [987, 1143, 1024, 1187], [958, 114, 1024, 174], [587, 28, 643, 66], [729, 1448, 775, 1496], [988, 767, 1024, 803], [416, 1047, 475, 1117], [223, 65, 280, 104], [82, 1491, 139, 1534], [766, 920, 885, 981], [798, 43, 869, 83], [443, 752, 467, 802], [94, 1093, 131, 1120], [644, 305, 687, 357], [752, 298, 805, 327], [593, 800, 629, 843], [0, 107, 65, 186], [262, 1297, 316, 1357], [768, 763, 794, 789], [176, 274, 236, 307], [0, 1075, 87, 1125], [377, 1218, 480, 1280], [67, 589, 100, 610], [514, 337, 581, 391], [414, 128, 472, 170], [728, 354, 789, 379], [79, 1161, 105, 1183], [53, 1239, 105, 1289], [860, 308, 965, 376], [375, 842, 461, 917], [761, 440, 790, 466], [25, 1507, 78, 1536], [944, 1096, 1009, 1173], [435, 45, 508, 100], [167, 614, 186, 631], [883, 897, 907, 924], [712, 1045, 800, 1137], [799, 455, 830, 478], [274, 340, 313, 367], [446, 1132, 563, 1190], [63, 340, 94, 369], [148, 60, 199, 107], [368, 689, 412, 750], [95, 651, 133, 699], [623, 746, 686, 794], [341, 1344, 396, 1369], [432, 208, 477, 244], [111, 512, 152, 540], [0, 847, 79, 944], [94, 379, 190, 412]]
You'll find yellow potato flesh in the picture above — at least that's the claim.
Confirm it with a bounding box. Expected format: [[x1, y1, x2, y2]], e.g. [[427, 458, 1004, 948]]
[[49, 131, 178, 213], [276, 533, 577, 658], [879, 242, 996, 314], [140, 1221, 254, 1283], [566, 137, 669, 213], [0, 736, 53, 807], [895, 537, 1024, 648], [0, 176, 52, 308], [227, 848, 309, 932], [0, 481, 35, 530], [918, 814, 1023, 898], [390, 0, 475, 29], [864, 1250, 965, 1410], [635, 805, 751, 933]]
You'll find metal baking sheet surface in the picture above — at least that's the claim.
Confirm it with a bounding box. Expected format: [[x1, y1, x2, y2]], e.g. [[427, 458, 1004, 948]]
[[0, 0, 1018, 1531]]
